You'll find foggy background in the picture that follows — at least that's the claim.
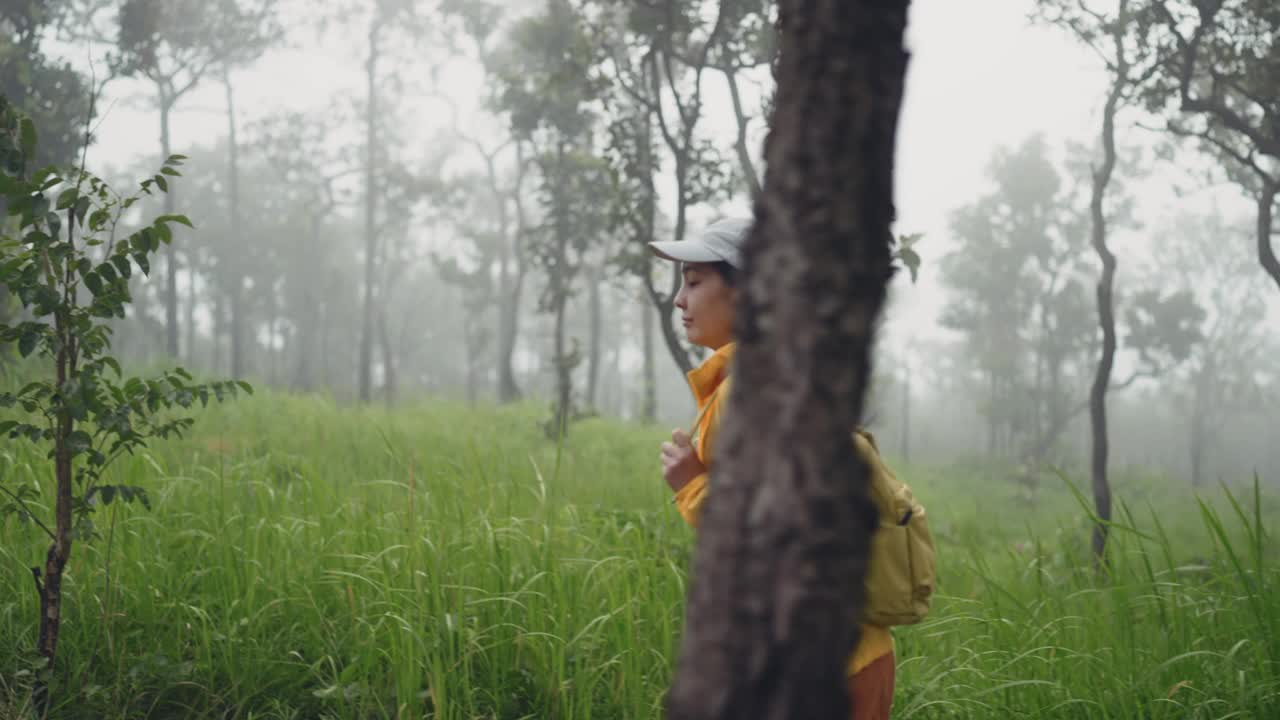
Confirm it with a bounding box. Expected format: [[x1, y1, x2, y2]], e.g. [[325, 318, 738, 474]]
[[7, 0, 1278, 487]]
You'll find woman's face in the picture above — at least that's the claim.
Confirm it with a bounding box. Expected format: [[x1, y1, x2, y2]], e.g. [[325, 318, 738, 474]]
[[674, 263, 737, 350]]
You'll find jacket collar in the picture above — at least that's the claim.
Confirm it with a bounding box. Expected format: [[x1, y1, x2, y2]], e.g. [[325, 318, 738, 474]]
[[687, 342, 736, 407]]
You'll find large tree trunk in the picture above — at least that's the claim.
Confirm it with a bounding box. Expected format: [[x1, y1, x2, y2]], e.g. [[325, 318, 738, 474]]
[[160, 92, 180, 359], [642, 294, 657, 422], [358, 20, 381, 404], [1088, 44, 1125, 562], [667, 2, 910, 718]]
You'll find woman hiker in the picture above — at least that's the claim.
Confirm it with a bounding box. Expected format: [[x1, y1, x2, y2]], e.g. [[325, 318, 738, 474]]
[[650, 217, 900, 720]]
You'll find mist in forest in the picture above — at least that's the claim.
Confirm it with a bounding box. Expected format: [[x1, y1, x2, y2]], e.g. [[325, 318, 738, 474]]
[[5, 0, 1278, 489]]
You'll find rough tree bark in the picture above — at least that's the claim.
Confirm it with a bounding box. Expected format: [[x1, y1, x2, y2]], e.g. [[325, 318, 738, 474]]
[[667, 1, 910, 718]]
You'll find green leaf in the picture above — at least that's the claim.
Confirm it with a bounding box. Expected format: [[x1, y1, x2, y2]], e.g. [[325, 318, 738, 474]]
[[132, 253, 150, 276], [0, 174, 28, 196], [18, 329, 39, 357], [154, 175, 168, 193], [74, 196, 91, 224], [157, 214, 195, 229], [103, 356, 122, 377], [33, 285, 60, 314], [98, 262, 118, 284], [236, 381, 254, 396], [67, 430, 92, 455], [112, 255, 132, 279], [899, 247, 921, 284], [56, 188, 79, 210], [84, 272, 104, 296], [0, 420, 16, 435], [160, 167, 180, 177], [99, 486, 116, 505]]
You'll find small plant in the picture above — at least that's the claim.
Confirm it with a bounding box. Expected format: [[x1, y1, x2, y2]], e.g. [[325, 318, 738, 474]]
[[0, 95, 249, 712]]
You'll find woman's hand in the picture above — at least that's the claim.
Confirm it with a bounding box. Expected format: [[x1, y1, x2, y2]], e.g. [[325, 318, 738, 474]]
[[661, 429, 706, 493]]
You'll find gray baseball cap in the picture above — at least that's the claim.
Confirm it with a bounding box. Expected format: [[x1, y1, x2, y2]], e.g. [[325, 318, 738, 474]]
[[648, 217, 753, 270]]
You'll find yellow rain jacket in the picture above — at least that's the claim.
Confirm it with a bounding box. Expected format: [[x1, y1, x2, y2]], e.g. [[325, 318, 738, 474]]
[[672, 342, 895, 677]]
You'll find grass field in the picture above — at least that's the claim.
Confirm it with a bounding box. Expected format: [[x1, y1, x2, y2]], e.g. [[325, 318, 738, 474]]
[[1, 391, 1277, 719]]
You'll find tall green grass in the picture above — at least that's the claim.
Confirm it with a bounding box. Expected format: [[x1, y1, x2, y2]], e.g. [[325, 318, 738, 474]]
[[1, 391, 1276, 719]]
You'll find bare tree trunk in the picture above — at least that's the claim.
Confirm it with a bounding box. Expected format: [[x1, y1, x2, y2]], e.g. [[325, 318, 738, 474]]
[[466, 329, 479, 406], [725, 68, 762, 197], [34, 281, 77, 714], [211, 287, 223, 373], [1087, 34, 1126, 562], [1258, 180, 1279, 293], [494, 145, 526, 404], [294, 294, 318, 392], [267, 288, 280, 386], [184, 265, 197, 366], [546, 142, 575, 435], [668, 1, 910, 717], [586, 263, 603, 411], [552, 289, 571, 434], [358, 19, 381, 404], [987, 370, 997, 455], [1190, 372, 1207, 488], [224, 72, 246, 381], [641, 293, 657, 422], [160, 92, 180, 358], [378, 306, 396, 407]]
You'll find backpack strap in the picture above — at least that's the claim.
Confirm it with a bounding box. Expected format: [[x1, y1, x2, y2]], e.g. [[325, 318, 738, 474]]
[[689, 380, 727, 453]]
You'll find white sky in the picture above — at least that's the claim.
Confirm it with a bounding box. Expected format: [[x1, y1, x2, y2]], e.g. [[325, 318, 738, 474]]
[[69, 0, 1273, 355]]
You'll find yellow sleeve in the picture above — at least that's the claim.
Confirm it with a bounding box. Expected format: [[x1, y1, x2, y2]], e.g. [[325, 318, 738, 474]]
[[674, 473, 709, 528], [673, 378, 726, 529]]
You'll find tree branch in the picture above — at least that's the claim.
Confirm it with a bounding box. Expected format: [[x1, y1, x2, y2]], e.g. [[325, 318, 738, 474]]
[[0, 483, 57, 541]]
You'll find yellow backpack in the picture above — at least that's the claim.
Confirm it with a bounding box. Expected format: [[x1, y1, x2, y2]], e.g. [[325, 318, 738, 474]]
[[855, 429, 937, 627], [690, 386, 936, 626]]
